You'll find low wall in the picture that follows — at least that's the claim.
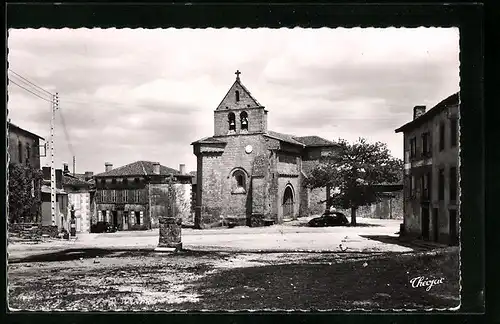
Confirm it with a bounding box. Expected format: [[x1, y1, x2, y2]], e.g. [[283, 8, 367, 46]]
[[9, 223, 59, 240]]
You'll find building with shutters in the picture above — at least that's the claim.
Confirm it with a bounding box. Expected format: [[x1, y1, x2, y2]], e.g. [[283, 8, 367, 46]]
[[93, 161, 193, 231], [395, 92, 459, 245]]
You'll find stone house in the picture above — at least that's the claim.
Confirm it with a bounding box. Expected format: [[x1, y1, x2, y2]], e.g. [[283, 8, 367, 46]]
[[93, 161, 193, 231], [62, 164, 95, 233], [7, 122, 45, 222], [395, 92, 459, 245], [191, 71, 339, 228]]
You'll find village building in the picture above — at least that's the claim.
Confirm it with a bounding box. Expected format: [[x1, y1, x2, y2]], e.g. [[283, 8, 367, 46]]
[[7, 122, 45, 223], [41, 166, 69, 230], [93, 161, 193, 231], [62, 163, 96, 233], [191, 71, 339, 228], [395, 92, 459, 245]]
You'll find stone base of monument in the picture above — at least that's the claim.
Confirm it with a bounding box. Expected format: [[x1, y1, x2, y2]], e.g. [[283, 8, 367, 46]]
[[154, 245, 181, 253], [157, 216, 182, 253]]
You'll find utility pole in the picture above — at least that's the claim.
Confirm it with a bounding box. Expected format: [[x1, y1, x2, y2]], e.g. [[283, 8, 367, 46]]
[[50, 92, 59, 226]]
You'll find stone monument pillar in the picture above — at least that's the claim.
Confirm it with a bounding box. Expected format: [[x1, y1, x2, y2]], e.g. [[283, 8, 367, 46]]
[[155, 184, 182, 252]]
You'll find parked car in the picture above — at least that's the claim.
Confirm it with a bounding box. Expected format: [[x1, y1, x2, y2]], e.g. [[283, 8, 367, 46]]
[[308, 211, 349, 227], [90, 222, 117, 233]]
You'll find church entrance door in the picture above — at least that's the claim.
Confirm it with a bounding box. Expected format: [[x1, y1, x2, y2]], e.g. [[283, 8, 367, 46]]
[[283, 186, 294, 219]]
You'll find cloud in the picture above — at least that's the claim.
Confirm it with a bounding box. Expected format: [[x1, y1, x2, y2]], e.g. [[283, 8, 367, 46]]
[[7, 27, 459, 173]]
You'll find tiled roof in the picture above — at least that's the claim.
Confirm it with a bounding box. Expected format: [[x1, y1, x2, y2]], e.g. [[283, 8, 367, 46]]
[[293, 136, 338, 147], [41, 185, 67, 195], [63, 174, 92, 187], [395, 92, 459, 133], [191, 136, 227, 145], [94, 161, 180, 177], [8, 122, 45, 140], [265, 131, 305, 146]]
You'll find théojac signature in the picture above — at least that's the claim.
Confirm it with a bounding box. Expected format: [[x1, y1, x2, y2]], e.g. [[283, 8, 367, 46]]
[[410, 276, 445, 291]]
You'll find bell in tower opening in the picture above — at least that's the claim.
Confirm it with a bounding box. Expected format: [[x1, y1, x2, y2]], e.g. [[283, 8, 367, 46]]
[[240, 111, 248, 131], [228, 112, 236, 131]]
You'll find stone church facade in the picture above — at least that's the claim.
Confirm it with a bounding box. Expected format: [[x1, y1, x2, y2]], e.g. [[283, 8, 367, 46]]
[[191, 71, 339, 228]]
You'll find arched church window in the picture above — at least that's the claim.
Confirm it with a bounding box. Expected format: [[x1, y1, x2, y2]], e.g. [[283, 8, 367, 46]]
[[231, 169, 246, 194], [235, 90, 240, 102], [240, 111, 248, 131], [228, 112, 236, 131]]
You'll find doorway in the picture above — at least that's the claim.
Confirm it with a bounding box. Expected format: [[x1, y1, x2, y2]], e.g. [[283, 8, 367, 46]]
[[112, 211, 118, 228], [123, 211, 129, 230], [283, 186, 294, 219], [421, 207, 429, 240]]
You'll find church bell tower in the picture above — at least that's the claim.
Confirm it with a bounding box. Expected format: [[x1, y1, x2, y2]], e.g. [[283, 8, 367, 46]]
[[213, 70, 268, 137]]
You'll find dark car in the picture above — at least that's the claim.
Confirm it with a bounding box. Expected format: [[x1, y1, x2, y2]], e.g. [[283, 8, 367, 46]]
[[91, 222, 118, 233], [308, 211, 349, 227]]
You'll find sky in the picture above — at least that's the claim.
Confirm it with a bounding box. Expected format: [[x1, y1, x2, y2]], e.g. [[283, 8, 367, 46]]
[[7, 28, 460, 174]]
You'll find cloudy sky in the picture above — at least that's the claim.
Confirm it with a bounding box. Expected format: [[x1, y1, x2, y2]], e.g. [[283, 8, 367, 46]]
[[7, 28, 459, 174]]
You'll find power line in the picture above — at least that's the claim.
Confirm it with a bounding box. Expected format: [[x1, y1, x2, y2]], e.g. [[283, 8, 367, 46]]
[[8, 73, 52, 99], [8, 78, 53, 103], [8, 69, 53, 95]]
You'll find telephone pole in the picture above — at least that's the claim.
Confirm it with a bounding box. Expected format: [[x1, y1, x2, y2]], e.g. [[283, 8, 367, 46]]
[[50, 92, 59, 225]]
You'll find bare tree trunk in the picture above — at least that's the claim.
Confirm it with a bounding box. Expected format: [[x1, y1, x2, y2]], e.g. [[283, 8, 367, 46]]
[[350, 206, 357, 226]]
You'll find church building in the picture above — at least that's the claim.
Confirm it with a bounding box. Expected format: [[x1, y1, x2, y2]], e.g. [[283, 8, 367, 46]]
[[191, 71, 339, 228]]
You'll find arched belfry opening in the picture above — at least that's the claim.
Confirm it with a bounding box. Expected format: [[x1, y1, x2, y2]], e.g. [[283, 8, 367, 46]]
[[240, 111, 248, 131], [228, 112, 236, 131]]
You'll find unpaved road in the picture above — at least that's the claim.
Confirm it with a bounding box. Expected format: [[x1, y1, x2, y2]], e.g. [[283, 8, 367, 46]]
[[7, 248, 460, 311]]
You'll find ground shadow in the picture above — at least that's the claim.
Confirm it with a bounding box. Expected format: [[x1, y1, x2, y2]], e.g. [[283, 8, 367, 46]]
[[360, 235, 447, 251], [179, 249, 460, 310], [292, 222, 382, 228], [8, 247, 218, 264]]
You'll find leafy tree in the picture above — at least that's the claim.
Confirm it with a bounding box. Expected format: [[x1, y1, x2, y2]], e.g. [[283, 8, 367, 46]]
[[8, 162, 43, 224], [304, 138, 403, 226]]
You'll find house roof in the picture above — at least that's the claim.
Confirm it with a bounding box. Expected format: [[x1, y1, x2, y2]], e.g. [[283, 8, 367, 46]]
[[293, 136, 338, 147], [191, 136, 227, 145], [93, 161, 182, 178], [8, 122, 45, 140], [395, 92, 459, 133], [265, 131, 306, 147], [41, 185, 67, 195], [63, 174, 92, 188]]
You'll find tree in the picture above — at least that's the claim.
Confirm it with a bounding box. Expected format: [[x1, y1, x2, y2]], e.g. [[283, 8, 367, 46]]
[[304, 138, 403, 226], [8, 163, 43, 224]]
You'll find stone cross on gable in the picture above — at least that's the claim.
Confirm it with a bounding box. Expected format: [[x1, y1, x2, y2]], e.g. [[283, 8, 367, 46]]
[[235, 70, 241, 81]]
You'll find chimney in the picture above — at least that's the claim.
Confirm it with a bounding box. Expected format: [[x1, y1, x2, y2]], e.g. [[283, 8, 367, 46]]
[[413, 105, 426, 120], [153, 162, 160, 175], [84, 171, 94, 180], [179, 163, 186, 175], [105, 162, 113, 172], [63, 162, 69, 174]]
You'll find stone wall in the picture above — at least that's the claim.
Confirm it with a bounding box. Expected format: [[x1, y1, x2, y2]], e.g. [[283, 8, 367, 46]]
[[198, 134, 269, 226], [9, 223, 59, 240], [337, 191, 404, 220]]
